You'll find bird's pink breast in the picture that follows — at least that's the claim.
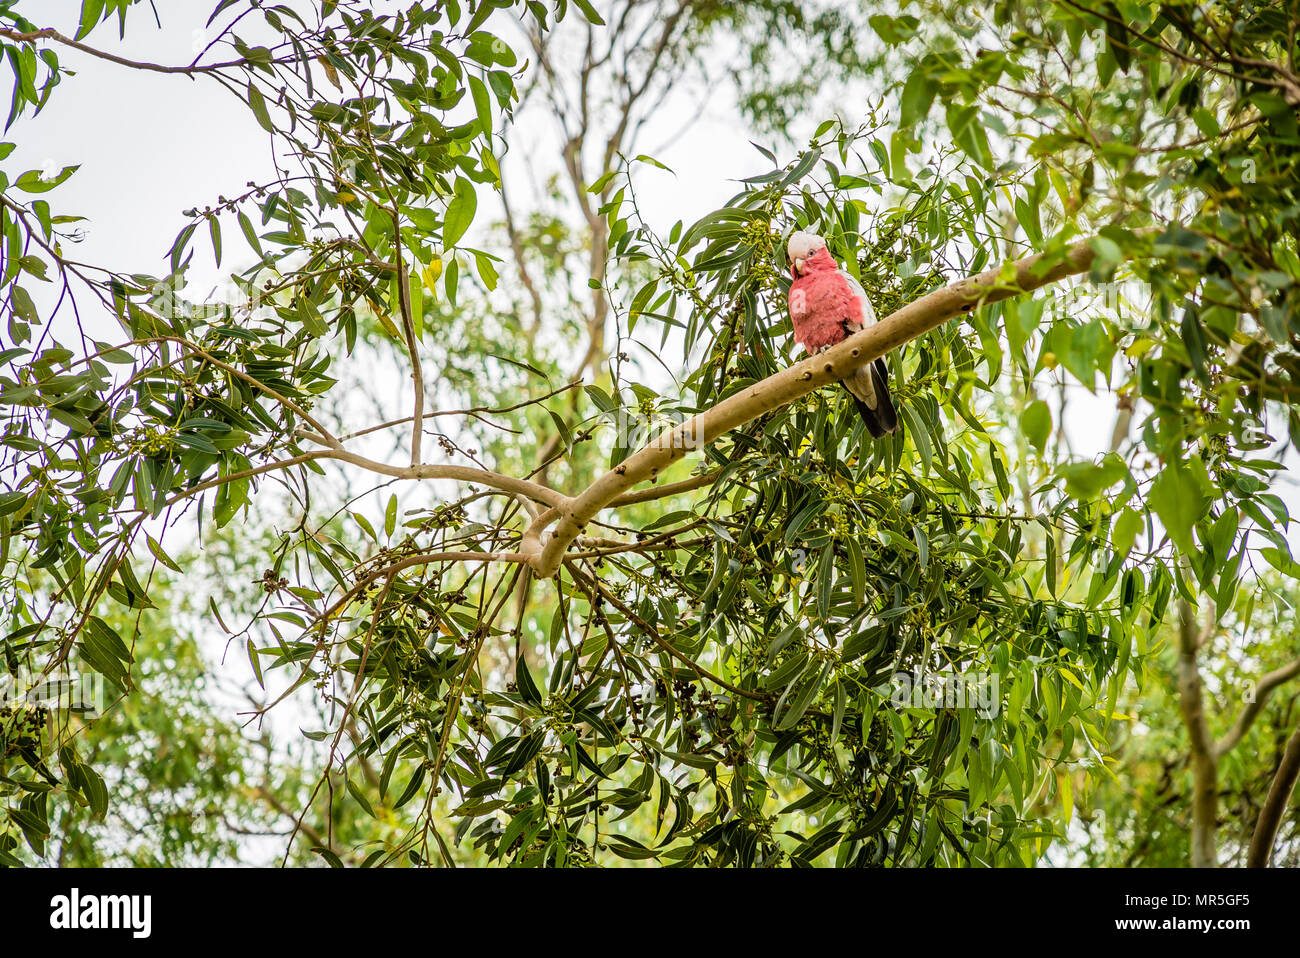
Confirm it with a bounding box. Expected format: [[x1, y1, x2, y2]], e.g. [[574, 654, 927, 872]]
[[788, 259, 862, 353]]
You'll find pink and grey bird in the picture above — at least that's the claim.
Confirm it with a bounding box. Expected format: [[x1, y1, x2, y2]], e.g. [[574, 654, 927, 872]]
[[786, 231, 898, 438]]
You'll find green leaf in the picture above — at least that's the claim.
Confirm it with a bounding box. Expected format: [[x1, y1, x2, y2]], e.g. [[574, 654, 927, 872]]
[[207, 0, 243, 27], [899, 66, 936, 128], [584, 384, 615, 412], [946, 105, 992, 169], [900, 403, 932, 472], [443, 177, 477, 247], [472, 250, 498, 291], [15, 166, 79, 194], [1181, 307, 1208, 380], [76, 0, 107, 40], [516, 655, 542, 705], [1103, 4, 1132, 73], [468, 74, 492, 136], [209, 215, 222, 267], [1022, 399, 1050, 455], [868, 14, 919, 44], [146, 534, 183, 573], [170, 221, 198, 273], [1112, 507, 1143, 560], [80, 762, 109, 818], [247, 82, 274, 133], [1149, 458, 1212, 556], [587, 170, 618, 195], [351, 510, 377, 542], [10, 285, 38, 325], [1056, 454, 1128, 500], [571, 0, 606, 25], [777, 661, 830, 731], [238, 210, 264, 258], [846, 536, 865, 607]]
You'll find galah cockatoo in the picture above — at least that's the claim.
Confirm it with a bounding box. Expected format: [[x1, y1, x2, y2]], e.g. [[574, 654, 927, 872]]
[[786, 230, 899, 439]]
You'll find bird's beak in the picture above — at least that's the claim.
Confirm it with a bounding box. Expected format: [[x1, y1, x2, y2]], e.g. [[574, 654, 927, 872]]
[[792, 257, 805, 276]]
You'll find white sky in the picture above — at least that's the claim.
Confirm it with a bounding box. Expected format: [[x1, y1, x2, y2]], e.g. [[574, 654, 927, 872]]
[[9, 0, 764, 314]]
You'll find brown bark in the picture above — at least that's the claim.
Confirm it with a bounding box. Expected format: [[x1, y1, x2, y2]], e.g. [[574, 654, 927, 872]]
[[1246, 724, 1300, 867]]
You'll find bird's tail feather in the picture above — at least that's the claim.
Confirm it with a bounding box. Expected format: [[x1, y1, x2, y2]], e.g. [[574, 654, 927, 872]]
[[870, 358, 899, 435], [849, 391, 889, 439], [845, 359, 898, 439]]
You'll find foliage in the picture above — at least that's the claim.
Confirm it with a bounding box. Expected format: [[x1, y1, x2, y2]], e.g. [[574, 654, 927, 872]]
[[8, 584, 280, 867], [1072, 575, 1300, 867], [1, 0, 1299, 867]]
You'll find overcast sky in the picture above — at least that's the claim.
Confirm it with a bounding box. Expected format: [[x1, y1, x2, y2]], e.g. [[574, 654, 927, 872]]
[[11, 0, 764, 317]]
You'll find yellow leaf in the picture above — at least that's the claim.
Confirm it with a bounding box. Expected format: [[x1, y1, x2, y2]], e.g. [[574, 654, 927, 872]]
[[1126, 337, 1155, 358], [1057, 667, 1087, 692], [422, 258, 442, 301], [375, 310, 402, 340], [318, 57, 342, 92], [1057, 770, 1073, 825]]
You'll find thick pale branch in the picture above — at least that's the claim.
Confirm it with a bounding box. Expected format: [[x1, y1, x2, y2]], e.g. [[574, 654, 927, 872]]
[[154, 236, 1134, 576], [326, 450, 566, 508], [529, 235, 1111, 577], [160, 447, 566, 515], [608, 468, 720, 507], [522, 505, 558, 558]]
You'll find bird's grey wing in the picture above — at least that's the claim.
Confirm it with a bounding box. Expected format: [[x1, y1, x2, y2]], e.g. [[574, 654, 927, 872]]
[[836, 270, 882, 410], [839, 270, 877, 327]]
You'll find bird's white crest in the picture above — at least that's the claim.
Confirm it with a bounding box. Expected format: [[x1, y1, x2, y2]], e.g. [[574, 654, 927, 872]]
[[787, 230, 826, 276]]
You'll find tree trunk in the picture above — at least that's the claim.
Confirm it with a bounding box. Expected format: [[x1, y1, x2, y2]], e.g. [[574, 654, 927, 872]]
[[1246, 723, 1300, 867], [1177, 596, 1218, 867]]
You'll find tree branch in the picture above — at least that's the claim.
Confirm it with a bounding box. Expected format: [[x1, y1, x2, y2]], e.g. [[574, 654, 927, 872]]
[[527, 233, 1122, 577], [1247, 722, 1300, 867], [1215, 656, 1300, 758], [1177, 595, 1218, 867], [0, 26, 264, 75]]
